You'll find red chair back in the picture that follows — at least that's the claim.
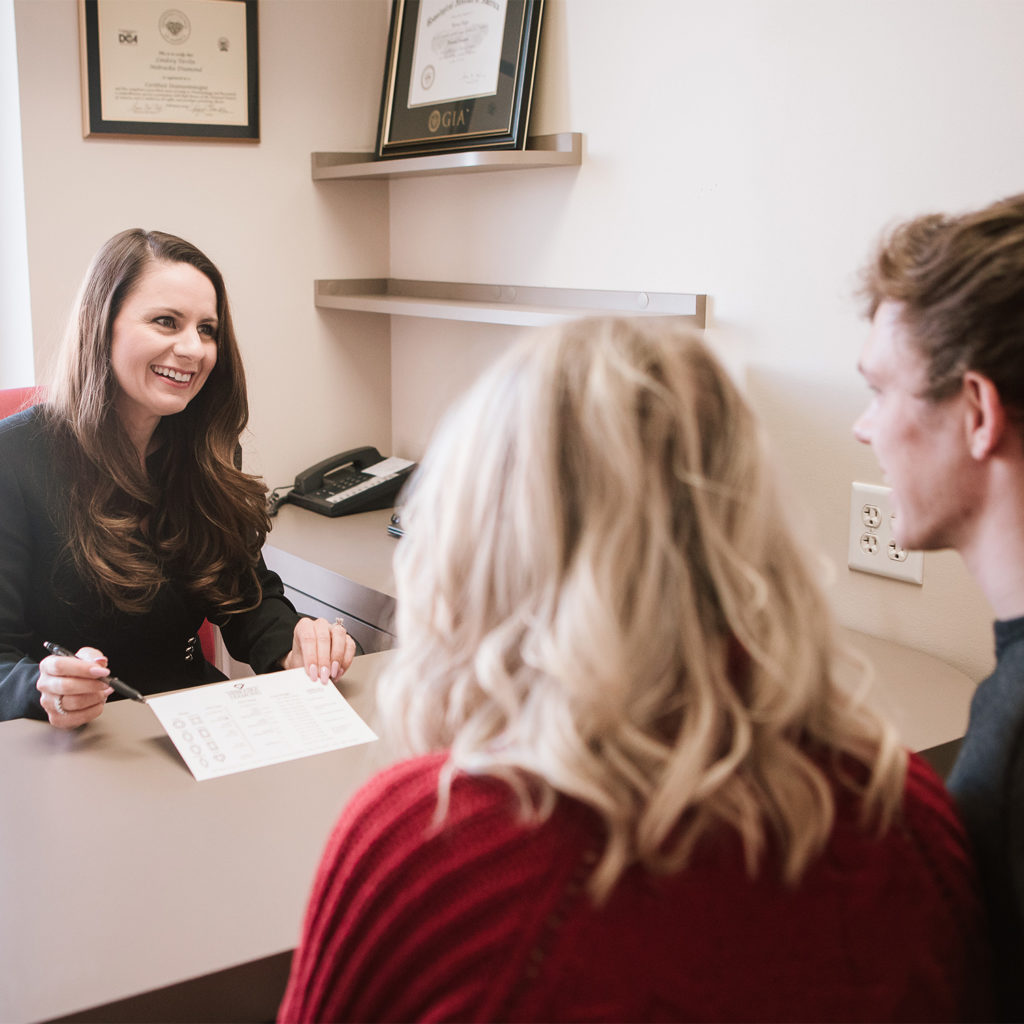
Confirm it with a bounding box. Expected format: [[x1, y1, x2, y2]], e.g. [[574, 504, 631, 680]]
[[0, 386, 43, 419], [198, 621, 217, 663]]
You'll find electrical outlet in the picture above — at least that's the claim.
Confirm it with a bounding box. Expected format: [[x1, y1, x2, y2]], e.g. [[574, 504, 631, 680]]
[[847, 482, 924, 585]]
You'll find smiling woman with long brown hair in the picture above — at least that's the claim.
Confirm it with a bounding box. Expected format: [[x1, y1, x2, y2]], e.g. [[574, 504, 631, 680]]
[[0, 228, 355, 727]]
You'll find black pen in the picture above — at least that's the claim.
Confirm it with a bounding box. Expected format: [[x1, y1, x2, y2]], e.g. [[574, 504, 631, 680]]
[[43, 642, 148, 704]]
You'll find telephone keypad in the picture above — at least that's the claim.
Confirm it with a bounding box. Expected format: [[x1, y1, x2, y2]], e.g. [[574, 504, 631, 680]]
[[318, 469, 370, 495], [316, 470, 398, 505]]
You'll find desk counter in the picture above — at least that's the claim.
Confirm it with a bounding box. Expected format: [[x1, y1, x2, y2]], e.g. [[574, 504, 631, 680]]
[[265, 505, 397, 600], [0, 653, 395, 1024], [263, 505, 398, 653]]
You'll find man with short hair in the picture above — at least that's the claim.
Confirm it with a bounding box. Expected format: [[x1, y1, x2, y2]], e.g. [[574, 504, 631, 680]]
[[854, 192, 1024, 1017]]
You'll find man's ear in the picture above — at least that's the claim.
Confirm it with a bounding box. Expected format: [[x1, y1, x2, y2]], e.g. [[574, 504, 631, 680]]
[[963, 371, 1007, 460]]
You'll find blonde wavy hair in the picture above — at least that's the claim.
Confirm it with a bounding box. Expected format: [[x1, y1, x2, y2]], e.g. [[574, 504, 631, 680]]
[[379, 317, 906, 901]]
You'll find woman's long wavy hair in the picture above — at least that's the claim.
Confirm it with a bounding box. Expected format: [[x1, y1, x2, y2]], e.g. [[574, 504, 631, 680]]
[[379, 318, 907, 901], [43, 229, 270, 617]]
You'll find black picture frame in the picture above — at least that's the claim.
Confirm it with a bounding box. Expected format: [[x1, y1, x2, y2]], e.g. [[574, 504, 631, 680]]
[[78, 0, 259, 141], [376, 0, 543, 159]]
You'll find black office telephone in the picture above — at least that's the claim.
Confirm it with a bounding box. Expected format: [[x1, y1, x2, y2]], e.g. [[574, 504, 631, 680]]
[[284, 446, 416, 517]]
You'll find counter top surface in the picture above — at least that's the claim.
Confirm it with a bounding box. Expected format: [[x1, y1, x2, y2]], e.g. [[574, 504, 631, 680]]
[[265, 504, 397, 599], [0, 653, 395, 1024], [839, 627, 975, 753]]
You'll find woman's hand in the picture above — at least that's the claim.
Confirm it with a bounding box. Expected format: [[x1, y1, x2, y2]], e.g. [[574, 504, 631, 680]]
[[36, 646, 114, 730], [282, 617, 356, 684]]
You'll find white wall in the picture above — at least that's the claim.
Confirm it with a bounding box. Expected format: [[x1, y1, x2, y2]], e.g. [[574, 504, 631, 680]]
[[0, 0, 33, 385], [15, 0, 391, 485], [385, 0, 1024, 682], [16, 0, 1022, 683]]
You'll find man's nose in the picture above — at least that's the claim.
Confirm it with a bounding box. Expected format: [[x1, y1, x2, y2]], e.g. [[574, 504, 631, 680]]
[[852, 411, 872, 445]]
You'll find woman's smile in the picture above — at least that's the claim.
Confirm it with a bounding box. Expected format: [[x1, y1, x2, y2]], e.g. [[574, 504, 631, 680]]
[[150, 364, 197, 386]]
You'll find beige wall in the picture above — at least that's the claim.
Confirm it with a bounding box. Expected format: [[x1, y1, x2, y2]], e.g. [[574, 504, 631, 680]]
[[384, 0, 1024, 683], [15, 0, 1024, 682]]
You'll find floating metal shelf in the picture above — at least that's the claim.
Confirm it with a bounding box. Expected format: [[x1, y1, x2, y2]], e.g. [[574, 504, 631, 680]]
[[314, 279, 707, 329], [311, 133, 583, 181]]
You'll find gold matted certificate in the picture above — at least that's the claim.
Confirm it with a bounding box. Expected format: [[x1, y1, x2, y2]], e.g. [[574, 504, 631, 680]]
[[79, 0, 259, 140]]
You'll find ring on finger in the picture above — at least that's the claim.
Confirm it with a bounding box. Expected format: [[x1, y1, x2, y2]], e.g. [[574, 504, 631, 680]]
[[55, 694, 67, 715]]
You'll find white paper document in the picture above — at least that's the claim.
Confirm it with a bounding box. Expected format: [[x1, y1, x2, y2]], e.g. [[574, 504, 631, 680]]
[[148, 669, 377, 781]]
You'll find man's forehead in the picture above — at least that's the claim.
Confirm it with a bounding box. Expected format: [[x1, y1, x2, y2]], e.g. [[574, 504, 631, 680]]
[[872, 299, 905, 334], [861, 301, 925, 378]]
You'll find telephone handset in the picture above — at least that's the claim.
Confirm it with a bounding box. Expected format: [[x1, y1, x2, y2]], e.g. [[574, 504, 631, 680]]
[[286, 446, 416, 517]]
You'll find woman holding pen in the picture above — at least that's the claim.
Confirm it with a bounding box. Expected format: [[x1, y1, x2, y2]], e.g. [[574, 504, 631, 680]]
[[0, 228, 355, 728]]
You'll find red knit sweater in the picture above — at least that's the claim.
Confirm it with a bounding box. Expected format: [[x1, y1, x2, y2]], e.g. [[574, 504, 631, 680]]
[[279, 751, 991, 1023]]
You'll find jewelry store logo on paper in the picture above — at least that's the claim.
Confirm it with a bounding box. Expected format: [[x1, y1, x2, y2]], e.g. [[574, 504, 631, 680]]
[[159, 9, 191, 44]]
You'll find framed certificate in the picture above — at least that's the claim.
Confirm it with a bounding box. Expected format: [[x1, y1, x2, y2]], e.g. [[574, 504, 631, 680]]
[[376, 0, 544, 159], [78, 0, 259, 140]]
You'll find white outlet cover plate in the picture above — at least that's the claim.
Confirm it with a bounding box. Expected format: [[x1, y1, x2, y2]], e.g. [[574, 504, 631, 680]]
[[848, 482, 924, 585]]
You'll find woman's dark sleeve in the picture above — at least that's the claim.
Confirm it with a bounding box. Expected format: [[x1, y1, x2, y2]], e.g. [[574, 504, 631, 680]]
[[0, 423, 47, 721], [216, 555, 301, 674]]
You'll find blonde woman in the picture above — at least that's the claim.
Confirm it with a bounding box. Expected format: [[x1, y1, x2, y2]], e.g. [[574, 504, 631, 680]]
[[281, 319, 991, 1022]]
